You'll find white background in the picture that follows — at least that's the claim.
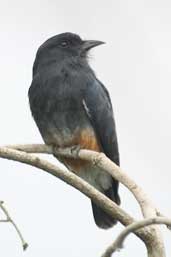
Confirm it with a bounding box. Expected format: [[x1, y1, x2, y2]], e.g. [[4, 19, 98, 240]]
[[0, 1, 170, 256]]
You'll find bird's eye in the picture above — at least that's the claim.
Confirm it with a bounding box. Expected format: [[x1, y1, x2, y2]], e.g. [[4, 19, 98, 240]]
[[61, 41, 68, 47]]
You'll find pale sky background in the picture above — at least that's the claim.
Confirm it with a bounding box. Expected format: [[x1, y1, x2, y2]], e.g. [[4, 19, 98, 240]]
[[0, 0, 170, 256]]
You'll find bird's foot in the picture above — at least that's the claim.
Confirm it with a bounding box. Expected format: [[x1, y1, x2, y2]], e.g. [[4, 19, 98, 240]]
[[52, 145, 81, 159], [70, 145, 81, 158]]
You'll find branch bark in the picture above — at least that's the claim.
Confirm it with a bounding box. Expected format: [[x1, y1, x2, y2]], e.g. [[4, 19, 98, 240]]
[[0, 201, 28, 250], [0, 144, 168, 257], [0, 146, 148, 240], [102, 217, 171, 257]]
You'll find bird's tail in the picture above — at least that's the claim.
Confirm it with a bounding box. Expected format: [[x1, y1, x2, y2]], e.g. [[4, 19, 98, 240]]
[[91, 179, 120, 229]]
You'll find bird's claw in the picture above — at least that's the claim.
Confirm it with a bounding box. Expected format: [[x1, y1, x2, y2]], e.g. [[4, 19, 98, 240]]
[[70, 145, 81, 158], [52, 145, 62, 160]]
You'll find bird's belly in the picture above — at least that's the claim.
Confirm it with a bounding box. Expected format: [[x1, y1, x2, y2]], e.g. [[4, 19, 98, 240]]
[[41, 108, 100, 149], [39, 110, 112, 192], [58, 126, 101, 174], [79, 165, 112, 191], [41, 115, 102, 175], [42, 124, 78, 146]]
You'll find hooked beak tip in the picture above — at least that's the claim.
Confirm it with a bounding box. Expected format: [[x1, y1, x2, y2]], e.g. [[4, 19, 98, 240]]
[[82, 40, 105, 51]]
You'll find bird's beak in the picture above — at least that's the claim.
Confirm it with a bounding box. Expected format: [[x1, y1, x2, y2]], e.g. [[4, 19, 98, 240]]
[[82, 40, 105, 51]]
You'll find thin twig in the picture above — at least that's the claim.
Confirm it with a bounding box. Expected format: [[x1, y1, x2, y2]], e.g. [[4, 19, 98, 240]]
[[102, 217, 171, 257], [0, 201, 28, 250], [156, 210, 171, 230]]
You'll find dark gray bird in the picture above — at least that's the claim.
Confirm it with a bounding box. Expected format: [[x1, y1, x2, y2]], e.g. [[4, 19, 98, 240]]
[[28, 32, 120, 229]]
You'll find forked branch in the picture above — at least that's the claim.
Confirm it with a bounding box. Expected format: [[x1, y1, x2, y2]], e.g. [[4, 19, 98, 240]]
[[0, 144, 169, 257], [102, 217, 171, 257], [0, 201, 28, 250]]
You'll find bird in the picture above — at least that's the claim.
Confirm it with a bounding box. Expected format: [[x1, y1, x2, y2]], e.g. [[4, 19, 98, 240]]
[[28, 32, 120, 229]]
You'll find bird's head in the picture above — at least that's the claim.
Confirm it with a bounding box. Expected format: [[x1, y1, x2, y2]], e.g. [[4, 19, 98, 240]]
[[33, 32, 105, 74]]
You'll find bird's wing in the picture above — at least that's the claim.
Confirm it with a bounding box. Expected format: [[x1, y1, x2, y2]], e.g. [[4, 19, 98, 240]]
[[83, 78, 120, 166]]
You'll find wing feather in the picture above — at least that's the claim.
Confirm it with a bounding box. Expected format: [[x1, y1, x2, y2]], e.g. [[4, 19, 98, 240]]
[[83, 79, 120, 166]]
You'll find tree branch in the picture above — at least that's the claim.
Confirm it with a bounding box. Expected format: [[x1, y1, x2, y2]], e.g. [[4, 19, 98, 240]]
[[0, 146, 149, 241], [102, 217, 171, 257], [0, 144, 167, 257], [0, 201, 28, 250], [4, 144, 158, 215]]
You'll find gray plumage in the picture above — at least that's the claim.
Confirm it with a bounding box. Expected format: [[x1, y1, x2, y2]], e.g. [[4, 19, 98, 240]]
[[28, 32, 120, 229]]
